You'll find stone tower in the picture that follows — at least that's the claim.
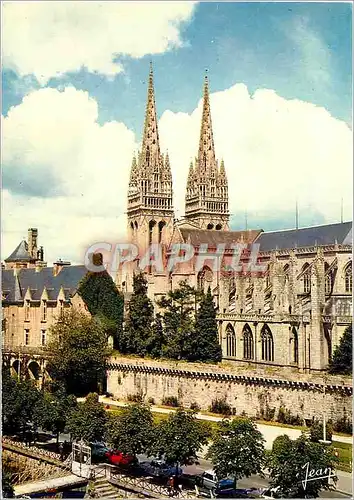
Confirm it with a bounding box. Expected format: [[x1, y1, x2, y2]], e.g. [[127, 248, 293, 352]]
[[127, 64, 174, 254], [184, 76, 229, 230]]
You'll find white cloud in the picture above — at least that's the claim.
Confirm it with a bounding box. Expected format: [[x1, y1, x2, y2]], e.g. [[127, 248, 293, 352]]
[[2, 1, 196, 83], [2, 83, 352, 265]]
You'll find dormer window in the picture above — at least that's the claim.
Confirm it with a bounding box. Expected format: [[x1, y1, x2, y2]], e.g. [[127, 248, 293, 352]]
[[59, 299, 64, 316], [41, 300, 47, 322]]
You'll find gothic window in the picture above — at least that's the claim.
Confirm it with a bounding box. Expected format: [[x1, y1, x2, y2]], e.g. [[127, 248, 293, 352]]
[[325, 262, 332, 295], [290, 327, 298, 364], [207, 223, 214, 230], [345, 263, 352, 293], [284, 264, 289, 283], [24, 300, 30, 321], [197, 266, 213, 292], [148, 220, 156, 246], [158, 221, 166, 244], [24, 329, 30, 346], [243, 324, 254, 360], [59, 299, 64, 317], [302, 264, 311, 293], [215, 224, 222, 230], [226, 324, 236, 357], [41, 300, 47, 322], [41, 329, 46, 346], [261, 324, 274, 362]]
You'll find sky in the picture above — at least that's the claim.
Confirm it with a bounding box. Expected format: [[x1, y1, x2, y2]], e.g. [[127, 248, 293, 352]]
[[2, 1, 352, 265]]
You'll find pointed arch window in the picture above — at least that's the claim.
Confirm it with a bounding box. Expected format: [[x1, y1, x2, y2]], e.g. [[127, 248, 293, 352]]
[[41, 299, 47, 322], [24, 299, 30, 322], [243, 324, 254, 360], [290, 327, 299, 364], [158, 221, 166, 244], [325, 270, 332, 294], [197, 266, 213, 292], [345, 263, 352, 293], [261, 324, 274, 362], [226, 324, 236, 357], [302, 264, 311, 293]]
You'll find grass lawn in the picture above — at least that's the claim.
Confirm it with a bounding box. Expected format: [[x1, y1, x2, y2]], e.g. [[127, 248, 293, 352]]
[[331, 441, 352, 472]]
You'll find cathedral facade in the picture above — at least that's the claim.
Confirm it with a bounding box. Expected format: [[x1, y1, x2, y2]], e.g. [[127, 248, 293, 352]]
[[117, 65, 353, 373]]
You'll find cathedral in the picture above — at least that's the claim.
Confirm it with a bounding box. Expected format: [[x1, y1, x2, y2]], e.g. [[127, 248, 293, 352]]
[[117, 64, 353, 373]]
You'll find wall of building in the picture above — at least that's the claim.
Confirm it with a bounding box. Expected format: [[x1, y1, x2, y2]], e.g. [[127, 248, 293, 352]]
[[107, 356, 352, 423]]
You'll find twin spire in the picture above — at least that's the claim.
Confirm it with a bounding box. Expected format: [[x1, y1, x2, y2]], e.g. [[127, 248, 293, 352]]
[[127, 64, 229, 230]]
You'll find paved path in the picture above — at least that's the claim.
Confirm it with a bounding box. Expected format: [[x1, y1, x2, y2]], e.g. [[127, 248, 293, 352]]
[[93, 396, 352, 446]]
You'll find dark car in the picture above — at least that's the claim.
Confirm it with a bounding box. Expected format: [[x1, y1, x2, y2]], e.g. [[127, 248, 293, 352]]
[[90, 442, 110, 461], [139, 459, 183, 478]]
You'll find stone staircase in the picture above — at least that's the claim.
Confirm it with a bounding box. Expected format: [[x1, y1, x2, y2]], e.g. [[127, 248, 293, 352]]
[[92, 477, 123, 498]]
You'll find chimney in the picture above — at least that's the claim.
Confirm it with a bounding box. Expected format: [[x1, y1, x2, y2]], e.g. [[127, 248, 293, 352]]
[[28, 228, 38, 259], [53, 259, 71, 277]]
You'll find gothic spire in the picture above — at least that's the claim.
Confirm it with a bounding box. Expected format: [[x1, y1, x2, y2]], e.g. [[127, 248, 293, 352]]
[[141, 62, 160, 165], [197, 75, 216, 175]]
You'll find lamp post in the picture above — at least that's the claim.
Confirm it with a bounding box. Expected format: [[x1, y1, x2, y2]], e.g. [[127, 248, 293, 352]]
[[319, 377, 331, 446]]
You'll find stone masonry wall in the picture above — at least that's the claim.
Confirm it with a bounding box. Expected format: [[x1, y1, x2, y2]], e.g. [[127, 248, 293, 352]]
[[107, 356, 352, 423]]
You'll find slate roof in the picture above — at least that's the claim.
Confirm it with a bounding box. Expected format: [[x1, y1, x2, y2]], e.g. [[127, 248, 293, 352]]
[[179, 228, 262, 248], [4, 240, 34, 263], [2, 265, 87, 303], [255, 222, 352, 252]]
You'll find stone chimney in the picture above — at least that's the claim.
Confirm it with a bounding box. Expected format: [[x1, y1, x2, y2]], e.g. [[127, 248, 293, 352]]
[[53, 259, 71, 277], [28, 228, 38, 259]]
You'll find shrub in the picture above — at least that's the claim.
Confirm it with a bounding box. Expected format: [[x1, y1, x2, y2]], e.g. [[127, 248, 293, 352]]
[[147, 397, 155, 405], [127, 393, 144, 403], [161, 396, 179, 407], [332, 416, 352, 435], [261, 404, 276, 422], [209, 398, 232, 416], [190, 402, 200, 412], [310, 420, 333, 442], [277, 406, 302, 426]]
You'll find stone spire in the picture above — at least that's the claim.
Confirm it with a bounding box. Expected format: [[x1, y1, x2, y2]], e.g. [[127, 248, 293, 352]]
[[184, 74, 229, 230], [141, 62, 160, 170]]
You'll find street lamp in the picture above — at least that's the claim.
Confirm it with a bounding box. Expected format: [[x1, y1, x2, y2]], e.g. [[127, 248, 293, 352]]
[[319, 378, 331, 446]]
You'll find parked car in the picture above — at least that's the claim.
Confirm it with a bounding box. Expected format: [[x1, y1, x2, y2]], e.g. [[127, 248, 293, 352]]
[[195, 469, 234, 494], [259, 487, 282, 499], [105, 449, 138, 467], [90, 442, 109, 461], [139, 458, 183, 478]]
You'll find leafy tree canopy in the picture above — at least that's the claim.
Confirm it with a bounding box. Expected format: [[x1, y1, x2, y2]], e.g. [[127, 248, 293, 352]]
[[207, 417, 265, 488], [267, 433, 338, 498], [67, 393, 108, 443], [77, 270, 124, 348], [120, 272, 154, 356], [106, 403, 154, 456], [47, 309, 111, 396], [190, 287, 222, 363], [329, 324, 352, 375], [151, 408, 208, 466]]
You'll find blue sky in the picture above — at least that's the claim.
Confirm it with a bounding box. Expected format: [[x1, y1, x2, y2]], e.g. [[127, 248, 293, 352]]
[[2, 2, 352, 263]]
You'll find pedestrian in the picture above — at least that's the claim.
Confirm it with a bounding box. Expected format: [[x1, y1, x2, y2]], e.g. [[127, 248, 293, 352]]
[[167, 476, 174, 497]]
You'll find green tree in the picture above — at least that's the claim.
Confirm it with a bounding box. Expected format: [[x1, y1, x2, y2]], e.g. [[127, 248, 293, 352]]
[[47, 309, 111, 395], [33, 383, 77, 447], [268, 433, 338, 498], [329, 325, 352, 375], [2, 468, 14, 498], [190, 287, 222, 362], [146, 313, 166, 358], [2, 370, 43, 438], [121, 272, 154, 355], [106, 403, 154, 456], [77, 270, 124, 349], [207, 417, 265, 489], [158, 281, 199, 360], [152, 408, 208, 467], [309, 420, 333, 443], [67, 393, 108, 443]]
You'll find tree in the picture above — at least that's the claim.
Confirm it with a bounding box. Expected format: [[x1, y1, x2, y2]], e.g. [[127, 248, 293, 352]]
[[77, 270, 124, 349], [267, 433, 338, 498], [158, 281, 199, 360], [67, 393, 108, 443], [33, 383, 77, 447], [2, 469, 14, 498], [152, 408, 208, 467], [206, 417, 265, 489], [47, 309, 111, 395], [121, 272, 154, 355], [190, 287, 222, 362], [329, 325, 352, 375], [106, 403, 154, 456], [146, 313, 166, 358], [2, 369, 43, 438]]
